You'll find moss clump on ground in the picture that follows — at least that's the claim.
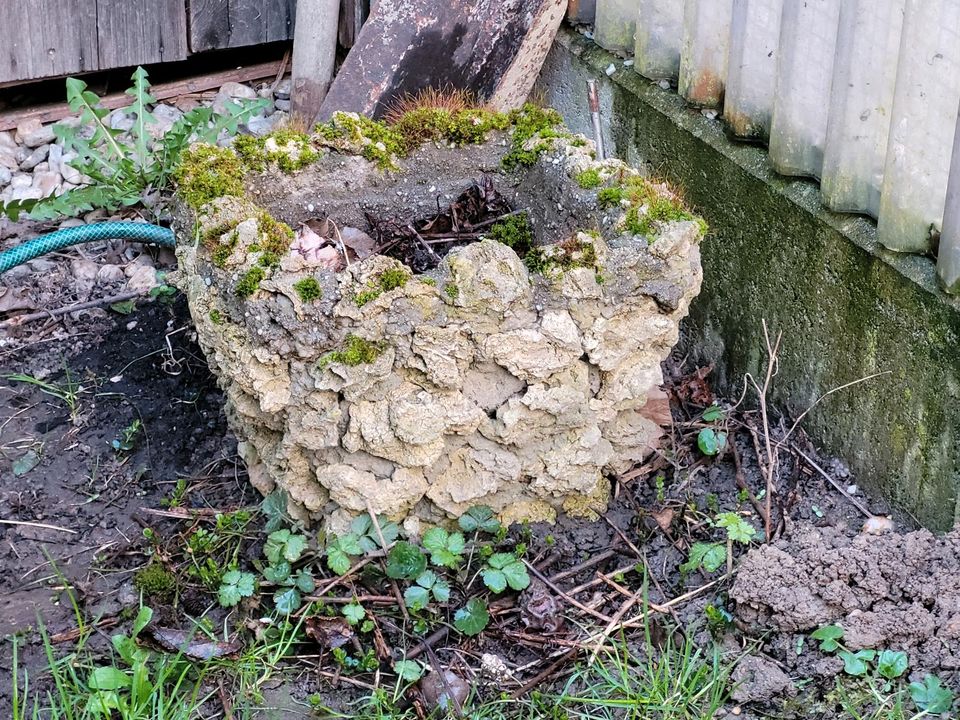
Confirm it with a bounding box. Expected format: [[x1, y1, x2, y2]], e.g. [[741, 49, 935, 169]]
[[389, 107, 511, 151], [235, 266, 265, 298], [501, 104, 563, 171], [354, 268, 410, 306], [623, 193, 705, 238], [134, 562, 177, 599], [320, 335, 382, 367], [378, 267, 409, 291], [597, 187, 626, 209], [175, 145, 245, 210], [234, 129, 319, 173], [318, 103, 559, 172], [209, 309, 225, 325], [525, 233, 600, 276], [256, 211, 295, 256], [211, 229, 239, 269], [201, 218, 241, 248], [258, 251, 280, 268], [293, 277, 322, 302], [576, 168, 603, 189], [317, 114, 407, 170], [489, 213, 534, 256], [445, 283, 459, 300]]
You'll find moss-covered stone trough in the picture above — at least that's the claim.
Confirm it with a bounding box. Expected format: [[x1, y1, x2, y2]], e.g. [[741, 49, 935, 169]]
[[171, 105, 704, 531]]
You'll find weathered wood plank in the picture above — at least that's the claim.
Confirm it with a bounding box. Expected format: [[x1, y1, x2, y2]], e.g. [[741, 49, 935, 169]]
[[338, 0, 369, 48], [318, 0, 566, 119], [96, 0, 189, 69], [0, 59, 286, 131], [0, 0, 99, 84], [191, 0, 296, 52]]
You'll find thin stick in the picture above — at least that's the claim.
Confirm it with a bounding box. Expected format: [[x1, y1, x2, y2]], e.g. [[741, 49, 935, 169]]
[[792, 446, 873, 518], [508, 648, 577, 700], [365, 501, 409, 622], [587, 583, 646, 665], [406, 224, 442, 264], [547, 548, 617, 584], [523, 560, 613, 623], [591, 576, 727, 635], [2, 290, 144, 328], [565, 563, 638, 597], [0, 519, 77, 534]]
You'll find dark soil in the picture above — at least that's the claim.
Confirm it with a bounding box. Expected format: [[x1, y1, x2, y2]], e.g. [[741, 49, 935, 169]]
[[0, 288, 953, 719], [0, 296, 254, 713]]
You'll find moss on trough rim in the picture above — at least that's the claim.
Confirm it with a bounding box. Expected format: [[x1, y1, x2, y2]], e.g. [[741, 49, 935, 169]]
[[174, 103, 566, 211]]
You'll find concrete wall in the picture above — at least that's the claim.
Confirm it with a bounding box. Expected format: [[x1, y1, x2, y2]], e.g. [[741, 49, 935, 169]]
[[536, 27, 960, 530]]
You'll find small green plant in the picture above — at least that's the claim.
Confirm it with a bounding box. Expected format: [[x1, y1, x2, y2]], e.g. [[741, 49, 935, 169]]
[[681, 512, 756, 576], [807, 623, 955, 715], [489, 212, 534, 256], [444, 283, 460, 300], [112, 418, 142, 454], [217, 569, 256, 608], [481, 552, 530, 593], [402, 569, 451, 611], [458, 505, 502, 535], [342, 603, 366, 626], [702, 404, 725, 422], [385, 541, 427, 580], [421, 526, 466, 569], [575, 168, 603, 189], [910, 675, 956, 714], [454, 597, 489, 636], [2, 67, 268, 221], [325, 515, 399, 574], [597, 186, 625, 208], [354, 268, 410, 306], [292, 276, 322, 302], [7, 370, 82, 420], [697, 427, 727, 456], [208, 309, 225, 325]]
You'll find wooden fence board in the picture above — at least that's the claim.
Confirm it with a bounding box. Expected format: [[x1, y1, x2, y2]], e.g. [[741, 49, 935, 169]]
[[97, 0, 189, 69], [191, 0, 296, 52], [0, 0, 99, 84]]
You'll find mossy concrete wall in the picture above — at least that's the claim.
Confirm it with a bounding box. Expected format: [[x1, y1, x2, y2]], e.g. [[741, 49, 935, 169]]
[[536, 27, 960, 530]]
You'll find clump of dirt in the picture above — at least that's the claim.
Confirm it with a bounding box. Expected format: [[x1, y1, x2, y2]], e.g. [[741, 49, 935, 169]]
[[731, 523, 960, 675]]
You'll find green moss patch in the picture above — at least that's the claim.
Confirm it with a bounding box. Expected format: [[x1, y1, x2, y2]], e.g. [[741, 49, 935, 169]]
[[576, 168, 603, 189], [489, 213, 534, 256], [320, 335, 382, 367], [354, 268, 410, 306], [256, 211, 295, 256], [209, 309, 225, 325], [174, 145, 245, 210], [234, 129, 320, 173], [235, 266, 265, 298], [134, 562, 177, 599], [293, 277, 322, 302], [525, 233, 600, 276], [501, 105, 563, 171]]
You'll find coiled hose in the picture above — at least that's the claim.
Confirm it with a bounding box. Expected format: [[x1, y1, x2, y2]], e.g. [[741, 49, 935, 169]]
[[0, 221, 175, 275]]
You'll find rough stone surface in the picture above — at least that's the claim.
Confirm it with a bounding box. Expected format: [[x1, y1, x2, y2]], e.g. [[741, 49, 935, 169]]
[[537, 27, 960, 530], [174, 120, 702, 530]]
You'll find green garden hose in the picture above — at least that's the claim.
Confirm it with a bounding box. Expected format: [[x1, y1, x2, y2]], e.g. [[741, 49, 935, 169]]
[[0, 222, 175, 275]]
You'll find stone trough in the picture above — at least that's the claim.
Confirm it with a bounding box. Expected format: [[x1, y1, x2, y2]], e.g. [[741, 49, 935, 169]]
[[173, 106, 704, 531]]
